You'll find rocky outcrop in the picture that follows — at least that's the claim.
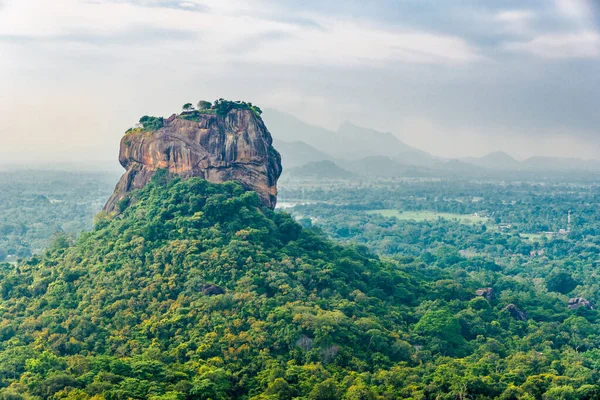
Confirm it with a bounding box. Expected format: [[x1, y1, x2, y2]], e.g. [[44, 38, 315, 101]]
[[503, 304, 527, 321], [568, 297, 595, 310], [104, 109, 282, 212], [200, 284, 225, 296], [475, 287, 494, 301], [296, 335, 314, 351]]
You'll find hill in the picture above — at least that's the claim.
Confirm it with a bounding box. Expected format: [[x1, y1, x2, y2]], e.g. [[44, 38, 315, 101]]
[[3, 176, 600, 398], [285, 160, 355, 179], [340, 156, 433, 178], [272, 140, 333, 169], [459, 153, 600, 174], [0, 177, 424, 399], [336, 122, 434, 165], [464, 151, 520, 170]]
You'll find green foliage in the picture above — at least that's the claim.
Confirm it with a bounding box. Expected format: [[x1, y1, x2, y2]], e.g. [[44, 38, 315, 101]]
[[413, 309, 468, 356], [197, 100, 212, 110], [546, 271, 579, 294], [212, 98, 262, 116], [129, 99, 263, 134], [0, 178, 424, 399], [3, 174, 600, 398], [138, 115, 164, 131]]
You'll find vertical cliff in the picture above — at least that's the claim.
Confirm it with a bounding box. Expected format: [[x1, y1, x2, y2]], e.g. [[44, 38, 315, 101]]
[[104, 108, 282, 212]]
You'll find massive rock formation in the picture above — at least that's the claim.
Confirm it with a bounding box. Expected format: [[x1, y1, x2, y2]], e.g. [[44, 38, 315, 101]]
[[104, 108, 282, 212]]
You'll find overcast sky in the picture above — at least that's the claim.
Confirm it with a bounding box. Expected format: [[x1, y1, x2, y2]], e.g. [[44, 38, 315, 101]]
[[1, 0, 599, 166]]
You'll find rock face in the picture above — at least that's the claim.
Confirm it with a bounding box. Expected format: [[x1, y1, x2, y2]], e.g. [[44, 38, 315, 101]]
[[475, 287, 494, 301], [200, 284, 225, 296], [503, 304, 527, 321], [568, 297, 595, 310], [104, 109, 282, 212]]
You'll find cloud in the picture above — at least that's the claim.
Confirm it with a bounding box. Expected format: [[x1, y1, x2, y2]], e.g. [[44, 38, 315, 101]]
[[0, 0, 481, 67], [495, 10, 536, 35], [503, 31, 600, 58], [554, 0, 599, 32], [225, 30, 292, 54], [1, 25, 197, 46], [555, 0, 592, 21], [239, 21, 480, 67], [497, 0, 600, 60], [87, 0, 209, 13]]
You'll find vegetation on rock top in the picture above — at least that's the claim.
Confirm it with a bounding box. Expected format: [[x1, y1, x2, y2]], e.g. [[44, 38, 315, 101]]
[[125, 99, 263, 135]]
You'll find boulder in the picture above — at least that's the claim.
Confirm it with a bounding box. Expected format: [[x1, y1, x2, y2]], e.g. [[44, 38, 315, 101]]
[[200, 284, 225, 296], [568, 297, 595, 310], [503, 304, 527, 321], [295, 335, 314, 351], [475, 287, 494, 301]]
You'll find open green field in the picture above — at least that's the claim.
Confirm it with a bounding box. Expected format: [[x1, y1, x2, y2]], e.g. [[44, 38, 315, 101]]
[[521, 233, 551, 241], [367, 209, 489, 224]]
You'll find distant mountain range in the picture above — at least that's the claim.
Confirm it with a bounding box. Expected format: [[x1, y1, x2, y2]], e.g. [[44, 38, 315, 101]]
[[263, 109, 600, 178], [264, 109, 434, 167], [461, 152, 600, 172], [286, 160, 355, 179], [272, 139, 333, 169], [462, 151, 520, 170]]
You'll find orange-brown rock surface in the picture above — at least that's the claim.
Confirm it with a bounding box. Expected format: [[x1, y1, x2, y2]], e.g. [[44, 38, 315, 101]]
[[104, 109, 282, 212]]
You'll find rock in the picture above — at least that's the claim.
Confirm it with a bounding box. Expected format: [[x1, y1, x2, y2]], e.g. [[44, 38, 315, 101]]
[[104, 108, 282, 212], [475, 287, 494, 301], [295, 335, 314, 351], [503, 304, 527, 321], [320, 345, 340, 364], [568, 297, 595, 310], [200, 284, 225, 296]]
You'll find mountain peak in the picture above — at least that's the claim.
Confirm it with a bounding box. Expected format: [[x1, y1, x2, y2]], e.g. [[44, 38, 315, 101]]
[[464, 150, 520, 170], [481, 151, 518, 162]]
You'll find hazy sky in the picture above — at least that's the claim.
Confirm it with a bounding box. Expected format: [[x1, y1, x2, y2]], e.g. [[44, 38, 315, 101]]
[[1, 0, 599, 166]]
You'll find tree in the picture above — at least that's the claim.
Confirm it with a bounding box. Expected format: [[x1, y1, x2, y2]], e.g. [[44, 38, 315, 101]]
[[413, 309, 467, 356], [343, 380, 376, 400], [138, 115, 164, 131], [546, 271, 578, 294], [309, 378, 340, 400], [182, 103, 194, 111], [265, 378, 294, 400], [197, 100, 212, 110]]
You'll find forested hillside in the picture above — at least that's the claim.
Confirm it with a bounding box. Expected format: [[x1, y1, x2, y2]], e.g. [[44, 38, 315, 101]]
[[1, 175, 600, 399]]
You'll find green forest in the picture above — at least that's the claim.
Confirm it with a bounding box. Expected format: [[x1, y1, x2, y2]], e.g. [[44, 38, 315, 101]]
[[1, 173, 600, 399], [0, 171, 117, 263]]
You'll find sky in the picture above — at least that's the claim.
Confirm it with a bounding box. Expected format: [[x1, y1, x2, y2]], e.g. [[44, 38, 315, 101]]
[[0, 0, 599, 166]]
